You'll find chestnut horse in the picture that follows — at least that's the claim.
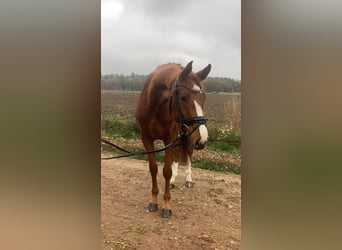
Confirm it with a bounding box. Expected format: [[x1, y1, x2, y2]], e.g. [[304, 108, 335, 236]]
[[135, 61, 211, 218]]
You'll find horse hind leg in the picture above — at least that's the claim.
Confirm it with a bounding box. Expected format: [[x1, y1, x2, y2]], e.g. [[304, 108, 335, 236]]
[[185, 156, 194, 188], [170, 161, 178, 189], [141, 135, 159, 212]]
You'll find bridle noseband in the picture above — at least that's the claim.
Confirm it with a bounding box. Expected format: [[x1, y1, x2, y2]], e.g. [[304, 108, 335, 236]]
[[169, 79, 208, 139]]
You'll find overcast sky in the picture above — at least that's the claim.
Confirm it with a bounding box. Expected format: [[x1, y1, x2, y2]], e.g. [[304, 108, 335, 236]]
[[101, 0, 240, 79]]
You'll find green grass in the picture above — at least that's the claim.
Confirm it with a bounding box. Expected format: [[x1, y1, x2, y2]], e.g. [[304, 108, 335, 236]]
[[130, 155, 240, 174], [131, 152, 165, 162], [193, 160, 240, 174], [193, 161, 225, 172], [207, 124, 241, 154], [101, 114, 241, 174], [206, 141, 241, 154], [101, 114, 139, 139]]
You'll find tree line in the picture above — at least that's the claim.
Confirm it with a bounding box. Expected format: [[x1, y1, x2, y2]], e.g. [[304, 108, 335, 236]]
[[101, 73, 240, 93]]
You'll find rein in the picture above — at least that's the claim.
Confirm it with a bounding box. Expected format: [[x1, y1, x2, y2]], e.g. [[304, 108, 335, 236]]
[[101, 132, 184, 160], [101, 78, 208, 160]]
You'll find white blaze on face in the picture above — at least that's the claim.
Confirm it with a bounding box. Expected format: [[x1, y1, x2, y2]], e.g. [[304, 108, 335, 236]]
[[193, 84, 201, 92], [194, 100, 208, 144]]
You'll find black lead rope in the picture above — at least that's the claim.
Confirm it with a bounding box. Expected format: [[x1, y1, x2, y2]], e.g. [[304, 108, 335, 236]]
[[100, 138, 131, 154], [101, 132, 184, 160]]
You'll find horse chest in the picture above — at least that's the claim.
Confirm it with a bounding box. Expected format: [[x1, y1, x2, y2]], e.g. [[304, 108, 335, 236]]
[[147, 116, 175, 139]]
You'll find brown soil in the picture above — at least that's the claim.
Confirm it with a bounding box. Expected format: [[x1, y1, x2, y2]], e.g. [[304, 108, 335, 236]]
[[101, 91, 241, 130], [101, 157, 241, 250]]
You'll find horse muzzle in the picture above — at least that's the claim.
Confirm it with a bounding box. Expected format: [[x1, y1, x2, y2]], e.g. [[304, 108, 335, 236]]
[[191, 124, 208, 150], [193, 138, 206, 150], [181, 116, 208, 150]]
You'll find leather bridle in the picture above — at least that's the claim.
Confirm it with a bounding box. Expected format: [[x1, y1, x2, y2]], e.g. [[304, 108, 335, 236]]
[[169, 79, 208, 139]]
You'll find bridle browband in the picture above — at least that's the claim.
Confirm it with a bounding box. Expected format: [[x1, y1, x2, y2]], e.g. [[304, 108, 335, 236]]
[[169, 78, 208, 140]]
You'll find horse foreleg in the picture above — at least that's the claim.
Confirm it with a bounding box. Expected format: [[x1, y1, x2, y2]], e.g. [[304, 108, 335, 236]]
[[148, 154, 159, 212], [161, 151, 173, 218], [142, 136, 159, 212]]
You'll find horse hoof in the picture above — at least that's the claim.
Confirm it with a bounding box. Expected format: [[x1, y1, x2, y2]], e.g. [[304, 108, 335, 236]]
[[161, 209, 172, 218], [185, 181, 194, 188], [170, 183, 176, 189], [148, 203, 158, 212]]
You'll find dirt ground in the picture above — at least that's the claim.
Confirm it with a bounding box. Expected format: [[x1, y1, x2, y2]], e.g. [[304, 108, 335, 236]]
[[101, 91, 241, 130], [101, 157, 241, 250]]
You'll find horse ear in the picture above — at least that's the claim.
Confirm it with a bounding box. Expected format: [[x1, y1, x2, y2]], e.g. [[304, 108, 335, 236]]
[[196, 64, 211, 81], [180, 61, 193, 79]]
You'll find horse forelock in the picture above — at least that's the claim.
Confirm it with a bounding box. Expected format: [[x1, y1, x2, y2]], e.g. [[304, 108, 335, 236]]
[[178, 72, 204, 91]]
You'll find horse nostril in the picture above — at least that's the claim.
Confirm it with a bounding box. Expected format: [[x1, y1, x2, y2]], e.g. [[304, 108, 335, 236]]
[[195, 139, 206, 149]]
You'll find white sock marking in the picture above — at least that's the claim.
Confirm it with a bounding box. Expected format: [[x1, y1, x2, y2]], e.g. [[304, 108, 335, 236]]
[[185, 157, 192, 183], [194, 100, 208, 143], [170, 161, 178, 184]]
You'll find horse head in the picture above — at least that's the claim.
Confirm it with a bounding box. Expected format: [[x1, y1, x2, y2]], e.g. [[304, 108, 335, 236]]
[[170, 61, 211, 150]]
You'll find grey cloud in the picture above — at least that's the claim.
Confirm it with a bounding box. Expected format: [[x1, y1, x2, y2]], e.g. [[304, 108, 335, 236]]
[[102, 0, 240, 79]]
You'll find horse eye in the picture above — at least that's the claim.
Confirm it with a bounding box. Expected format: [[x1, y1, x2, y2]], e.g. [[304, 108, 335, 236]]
[[180, 95, 187, 101]]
